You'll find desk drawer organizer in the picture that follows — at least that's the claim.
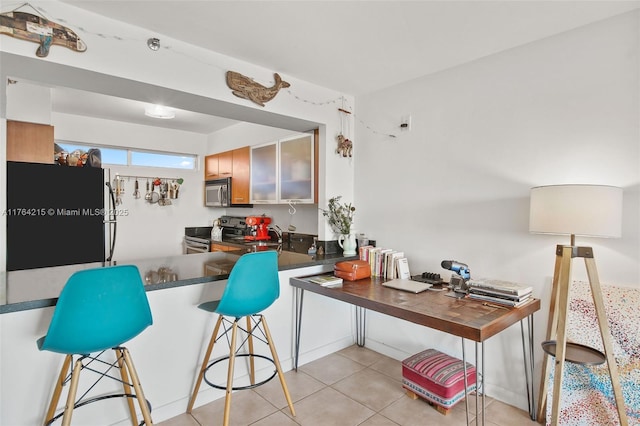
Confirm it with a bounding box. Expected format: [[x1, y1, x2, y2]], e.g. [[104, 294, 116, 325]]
[[402, 348, 477, 415]]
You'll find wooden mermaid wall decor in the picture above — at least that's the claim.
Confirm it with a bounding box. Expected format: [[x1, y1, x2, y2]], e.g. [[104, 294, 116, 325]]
[[226, 71, 290, 107]]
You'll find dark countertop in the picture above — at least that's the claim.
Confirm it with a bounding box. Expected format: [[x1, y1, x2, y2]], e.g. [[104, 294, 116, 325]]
[[185, 226, 318, 255], [1, 250, 357, 314]]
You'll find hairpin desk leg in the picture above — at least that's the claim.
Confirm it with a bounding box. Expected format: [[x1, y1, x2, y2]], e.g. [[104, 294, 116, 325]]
[[294, 288, 304, 371]]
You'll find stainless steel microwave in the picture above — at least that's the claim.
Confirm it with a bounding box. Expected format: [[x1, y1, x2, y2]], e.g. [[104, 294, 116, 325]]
[[205, 177, 231, 207]]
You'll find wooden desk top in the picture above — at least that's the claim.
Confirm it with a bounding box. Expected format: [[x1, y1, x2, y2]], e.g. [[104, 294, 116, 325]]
[[290, 276, 540, 342]]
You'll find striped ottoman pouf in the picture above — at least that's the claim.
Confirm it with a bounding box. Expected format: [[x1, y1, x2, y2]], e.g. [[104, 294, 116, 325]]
[[402, 348, 477, 415]]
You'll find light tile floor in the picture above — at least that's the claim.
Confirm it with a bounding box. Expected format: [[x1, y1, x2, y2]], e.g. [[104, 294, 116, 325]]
[[157, 345, 539, 426]]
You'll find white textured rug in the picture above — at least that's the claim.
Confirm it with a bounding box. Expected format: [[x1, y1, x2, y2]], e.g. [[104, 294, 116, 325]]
[[547, 280, 640, 426]]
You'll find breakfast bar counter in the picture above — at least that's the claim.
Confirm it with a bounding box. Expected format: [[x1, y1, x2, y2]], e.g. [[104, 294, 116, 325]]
[[1, 250, 357, 313], [0, 248, 360, 425]]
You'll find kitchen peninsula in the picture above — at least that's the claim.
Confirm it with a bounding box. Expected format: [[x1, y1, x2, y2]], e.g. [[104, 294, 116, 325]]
[[2, 249, 357, 313], [1, 247, 360, 425]]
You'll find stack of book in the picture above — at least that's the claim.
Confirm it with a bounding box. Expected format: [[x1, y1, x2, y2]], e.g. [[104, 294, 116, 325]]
[[467, 279, 533, 308], [308, 274, 343, 288], [359, 245, 410, 279]]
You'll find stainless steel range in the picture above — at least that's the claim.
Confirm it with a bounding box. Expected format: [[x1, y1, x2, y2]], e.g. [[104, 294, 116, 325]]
[[183, 226, 213, 254], [183, 217, 250, 254], [219, 215, 250, 241], [184, 216, 285, 254]]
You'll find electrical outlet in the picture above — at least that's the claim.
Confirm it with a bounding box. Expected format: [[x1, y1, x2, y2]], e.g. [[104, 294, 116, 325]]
[[400, 115, 412, 131]]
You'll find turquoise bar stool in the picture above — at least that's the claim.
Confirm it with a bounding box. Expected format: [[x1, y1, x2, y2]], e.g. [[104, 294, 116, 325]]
[[186, 251, 295, 425], [37, 265, 153, 426]]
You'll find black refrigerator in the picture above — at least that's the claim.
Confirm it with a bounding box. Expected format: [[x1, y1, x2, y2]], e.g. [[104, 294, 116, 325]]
[[6, 161, 115, 271]]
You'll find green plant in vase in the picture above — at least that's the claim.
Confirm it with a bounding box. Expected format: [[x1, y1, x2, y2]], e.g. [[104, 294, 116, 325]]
[[320, 196, 357, 255]]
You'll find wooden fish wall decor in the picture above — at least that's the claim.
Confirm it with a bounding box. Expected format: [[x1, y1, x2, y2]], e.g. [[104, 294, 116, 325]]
[[0, 10, 87, 58], [226, 71, 290, 107]]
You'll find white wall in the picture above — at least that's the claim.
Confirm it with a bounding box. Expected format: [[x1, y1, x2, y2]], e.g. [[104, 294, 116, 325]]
[[353, 10, 639, 410], [6, 82, 52, 124]]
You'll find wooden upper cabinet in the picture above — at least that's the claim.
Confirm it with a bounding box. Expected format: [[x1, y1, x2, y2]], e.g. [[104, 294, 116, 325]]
[[204, 146, 251, 205], [218, 150, 233, 177], [231, 146, 250, 204], [204, 153, 219, 180], [204, 150, 233, 180], [7, 120, 54, 164]]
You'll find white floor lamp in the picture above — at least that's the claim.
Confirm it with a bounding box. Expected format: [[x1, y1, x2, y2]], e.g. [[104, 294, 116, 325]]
[[530, 184, 627, 426]]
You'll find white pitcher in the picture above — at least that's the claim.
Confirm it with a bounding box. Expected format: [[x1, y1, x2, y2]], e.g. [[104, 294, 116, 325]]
[[338, 233, 357, 256]]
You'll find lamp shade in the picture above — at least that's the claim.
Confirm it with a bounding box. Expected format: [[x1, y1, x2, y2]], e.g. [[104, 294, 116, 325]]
[[529, 184, 622, 238]]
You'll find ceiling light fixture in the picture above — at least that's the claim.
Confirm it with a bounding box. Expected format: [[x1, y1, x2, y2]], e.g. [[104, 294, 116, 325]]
[[145, 105, 175, 119], [147, 37, 160, 51]]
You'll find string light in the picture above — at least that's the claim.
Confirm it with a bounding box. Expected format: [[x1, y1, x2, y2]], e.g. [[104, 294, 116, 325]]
[[340, 97, 397, 139], [285, 91, 397, 139]]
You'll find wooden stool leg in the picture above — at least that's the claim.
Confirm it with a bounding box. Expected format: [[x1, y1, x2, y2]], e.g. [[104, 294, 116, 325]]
[[187, 315, 224, 413], [223, 320, 239, 426], [261, 315, 296, 417], [116, 348, 139, 426], [247, 315, 256, 386], [61, 358, 82, 426], [45, 354, 72, 425], [122, 348, 153, 426]]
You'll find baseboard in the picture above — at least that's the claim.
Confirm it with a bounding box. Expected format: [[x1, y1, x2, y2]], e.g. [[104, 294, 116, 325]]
[[294, 336, 355, 368], [362, 338, 412, 361]]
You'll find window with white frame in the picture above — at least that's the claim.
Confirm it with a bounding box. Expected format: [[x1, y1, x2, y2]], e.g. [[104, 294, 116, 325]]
[[55, 141, 196, 170]]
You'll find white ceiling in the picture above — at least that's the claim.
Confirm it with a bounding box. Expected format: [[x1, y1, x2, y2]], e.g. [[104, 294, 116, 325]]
[[49, 1, 640, 134], [51, 85, 240, 134]]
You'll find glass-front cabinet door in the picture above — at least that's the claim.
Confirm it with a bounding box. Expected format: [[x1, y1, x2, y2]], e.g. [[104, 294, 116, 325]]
[[250, 133, 315, 204], [279, 134, 314, 203], [250, 142, 277, 203]]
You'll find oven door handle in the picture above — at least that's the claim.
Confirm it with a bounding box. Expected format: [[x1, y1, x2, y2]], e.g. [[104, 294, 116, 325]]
[[184, 239, 210, 253], [187, 245, 209, 253]]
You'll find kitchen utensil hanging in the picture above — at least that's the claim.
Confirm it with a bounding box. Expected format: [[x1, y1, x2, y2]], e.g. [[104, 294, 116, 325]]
[[133, 178, 141, 199], [169, 180, 179, 199], [113, 176, 125, 205], [158, 182, 171, 206], [113, 175, 182, 206], [148, 182, 160, 204], [288, 201, 297, 231], [144, 179, 152, 201], [164, 182, 172, 205]]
